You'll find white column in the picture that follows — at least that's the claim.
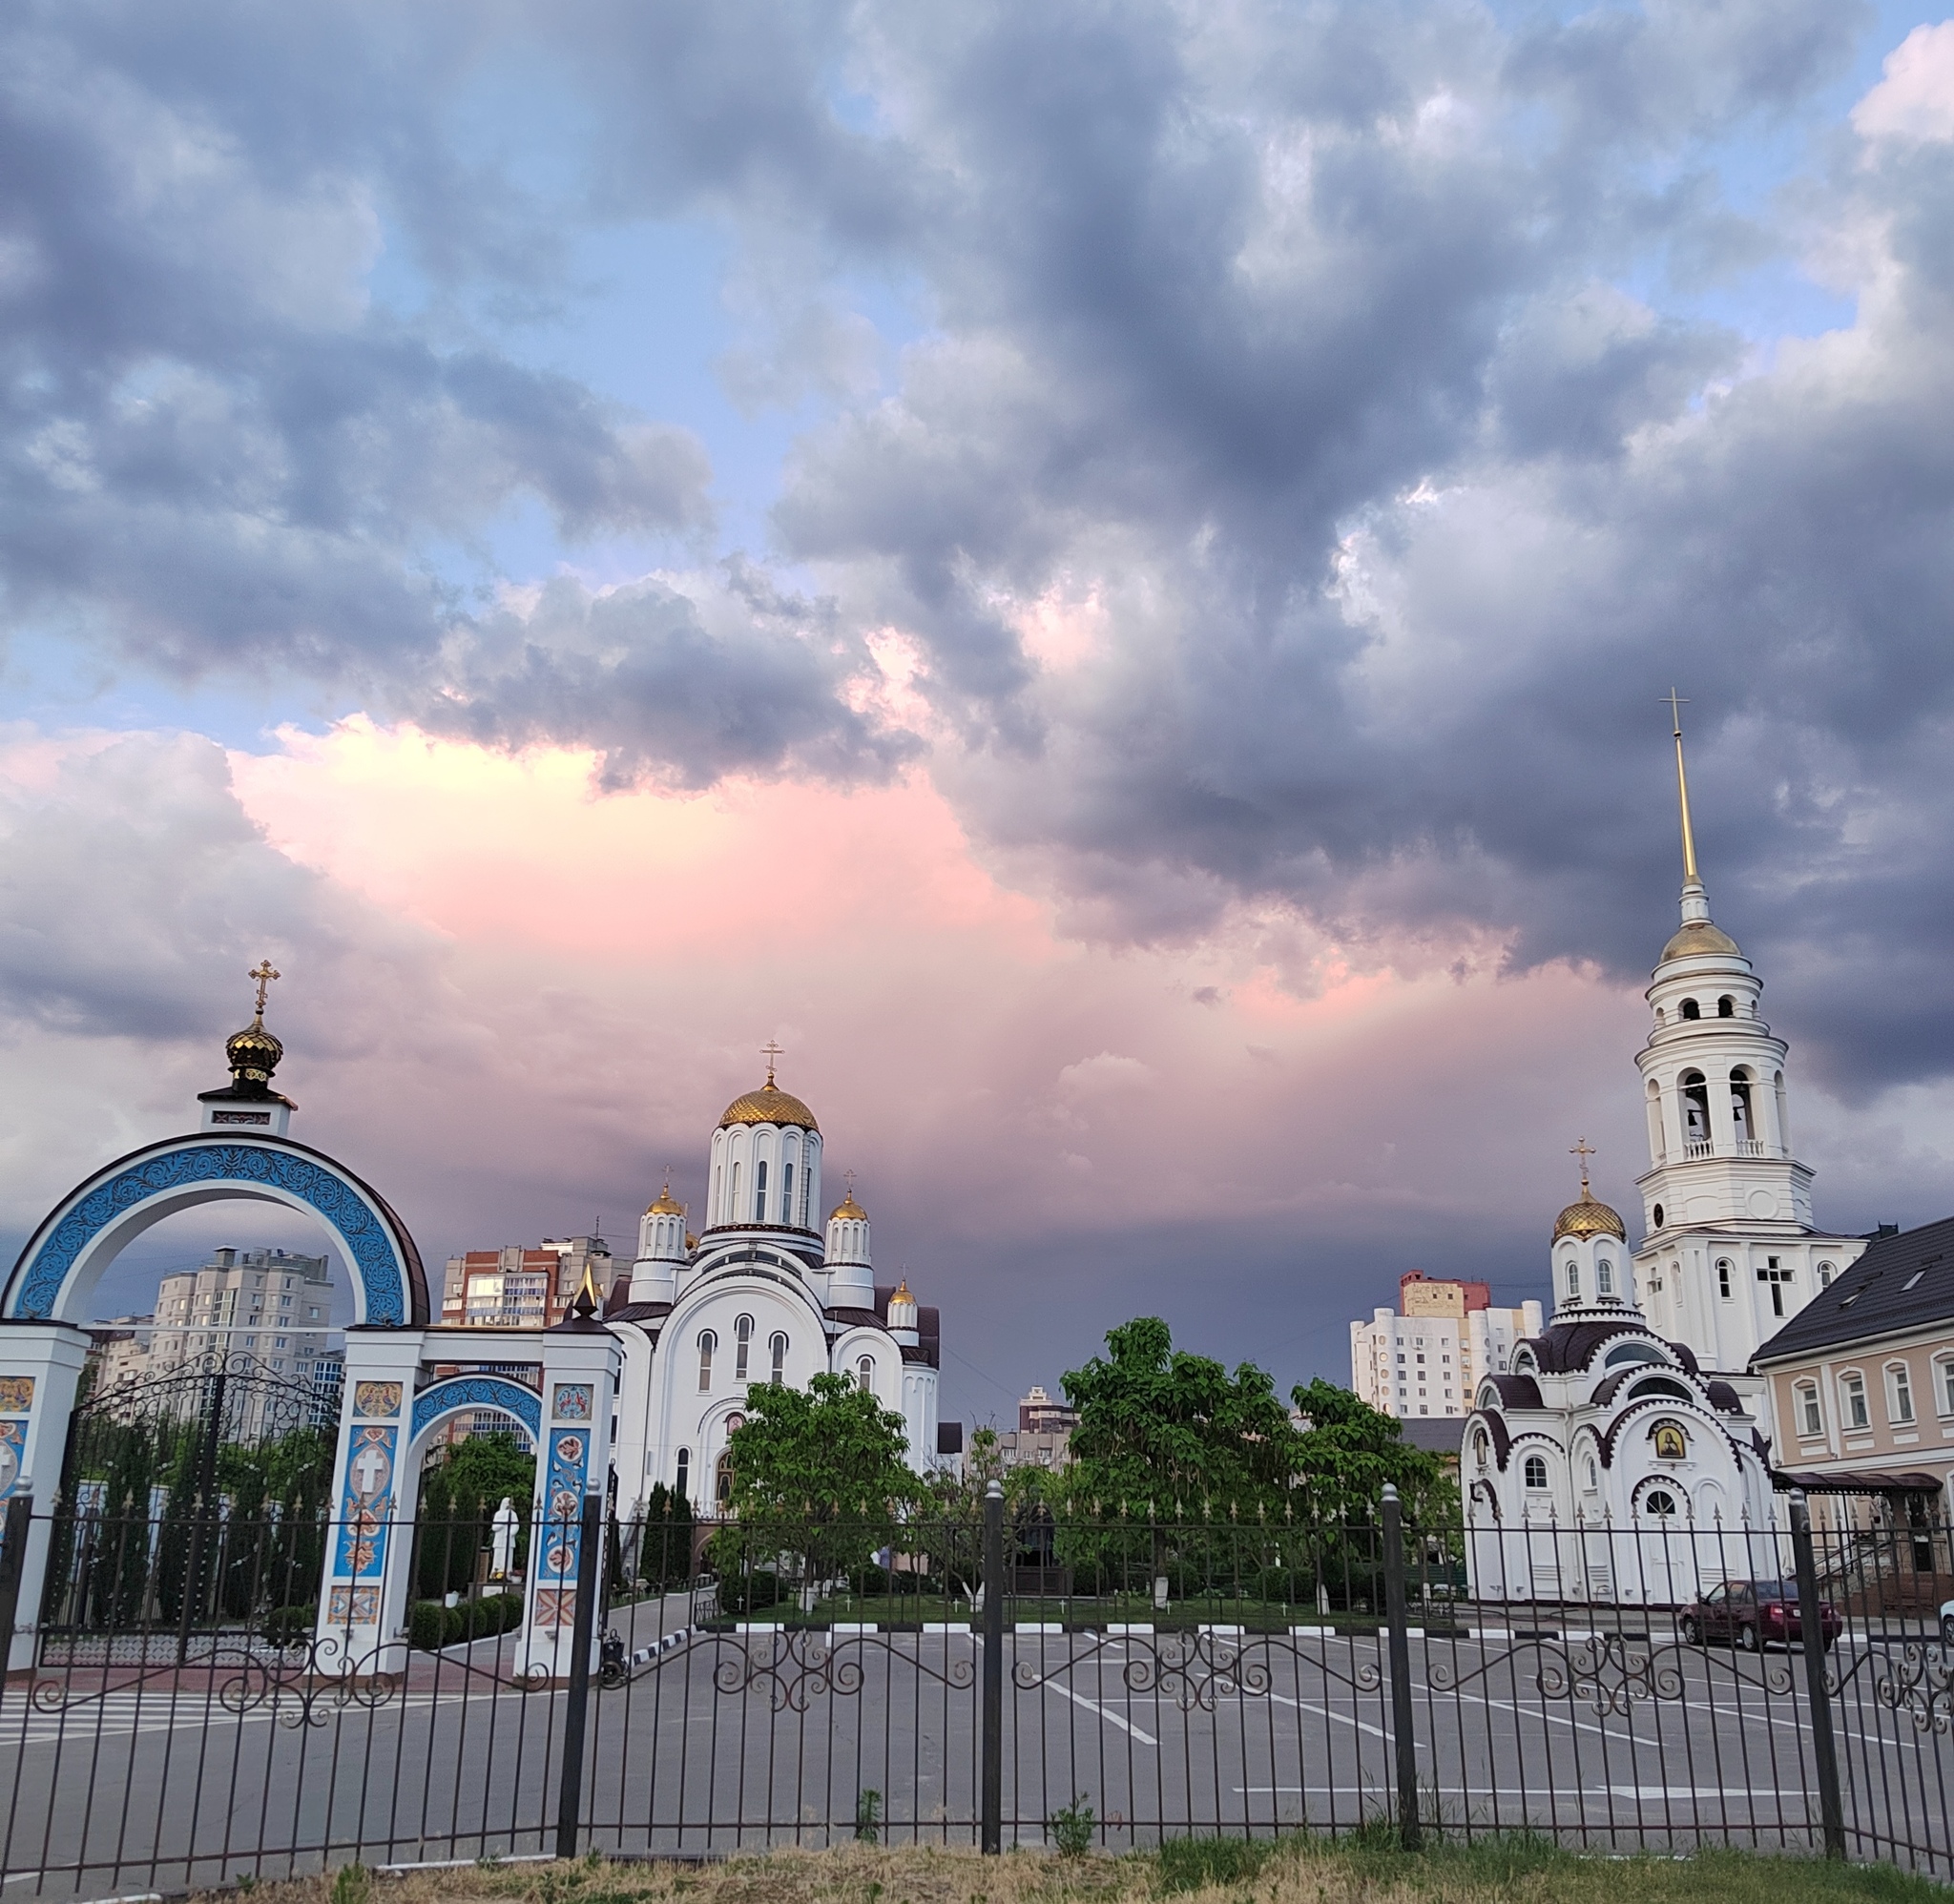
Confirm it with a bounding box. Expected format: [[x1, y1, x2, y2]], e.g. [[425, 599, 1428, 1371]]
[[515, 1323, 622, 1682], [0, 1324, 92, 1671], [313, 1330, 426, 1676]]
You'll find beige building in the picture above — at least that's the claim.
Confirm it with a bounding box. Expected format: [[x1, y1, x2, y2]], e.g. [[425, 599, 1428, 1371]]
[[1753, 1214, 1954, 1526], [1351, 1272, 1543, 1421], [86, 1315, 156, 1392], [998, 1384, 1076, 1472], [149, 1246, 335, 1380]]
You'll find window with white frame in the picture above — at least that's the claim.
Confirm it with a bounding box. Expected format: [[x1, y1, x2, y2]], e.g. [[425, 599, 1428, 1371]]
[[770, 1331, 788, 1382], [697, 1329, 717, 1392], [1940, 1357, 1954, 1418], [1887, 1361, 1915, 1424], [856, 1354, 875, 1394], [735, 1313, 754, 1380], [1797, 1381, 1822, 1437], [1523, 1454, 1549, 1489], [1841, 1371, 1869, 1430]]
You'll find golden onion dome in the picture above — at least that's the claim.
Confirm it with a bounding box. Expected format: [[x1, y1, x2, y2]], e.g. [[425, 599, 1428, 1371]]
[[224, 1016, 283, 1087], [1553, 1195, 1627, 1242], [645, 1181, 683, 1218], [1660, 919, 1742, 963], [717, 1083, 820, 1132], [828, 1191, 867, 1224]]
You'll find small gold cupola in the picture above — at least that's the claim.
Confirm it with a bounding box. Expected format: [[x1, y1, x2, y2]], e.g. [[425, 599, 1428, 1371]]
[[197, 959, 295, 1136]]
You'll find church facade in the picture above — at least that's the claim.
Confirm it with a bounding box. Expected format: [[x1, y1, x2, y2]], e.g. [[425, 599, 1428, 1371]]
[[603, 1065, 946, 1518]]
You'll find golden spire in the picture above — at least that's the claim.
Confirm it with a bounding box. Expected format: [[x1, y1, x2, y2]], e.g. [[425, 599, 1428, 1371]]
[[247, 958, 281, 1024], [1665, 689, 1698, 885]]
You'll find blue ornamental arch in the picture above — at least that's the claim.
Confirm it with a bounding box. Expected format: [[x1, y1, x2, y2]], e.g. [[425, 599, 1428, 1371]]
[[2, 1132, 429, 1329], [408, 1375, 543, 1453]]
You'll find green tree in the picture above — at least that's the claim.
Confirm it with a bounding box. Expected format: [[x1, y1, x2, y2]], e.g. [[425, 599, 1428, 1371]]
[[714, 1374, 915, 1599], [1063, 1316, 1299, 1515], [414, 1433, 535, 1598], [634, 1481, 696, 1589], [1289, 1379, 1457, 1523]]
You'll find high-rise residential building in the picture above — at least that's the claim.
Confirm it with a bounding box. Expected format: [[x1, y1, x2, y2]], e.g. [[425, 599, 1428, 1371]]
[[86, 1315, 156, 1392], [440, 1236, 614, 1330], [997, 1383, 1077, 1471], [147, 1246, 335, 1381], [1350, 1272, 1544, 1420]]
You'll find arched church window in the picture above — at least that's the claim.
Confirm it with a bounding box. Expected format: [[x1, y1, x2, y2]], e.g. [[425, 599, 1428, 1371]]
[[1654, 1006, 1666, 1025], [782, 1162, 794, 1225], [857, 1355, 875, 1394], [716, 1448, 734, 1507], [1729, 1068, 1754, 1143], [1818, 1261, 1835, 1288], [1605, 1341, 1663, 1368], [1585, 1458, 1599, 1490], [1717, 1258, 1734, 1299], [675, 1447, 691, 1500], [1567, 1260, 1581, 1299], [1596, 1257, 1614, 1296], [1523, 1455, 1549, 1490], [1473, 1430, 1489, 1473], [1680, 998, 1701, 1021], [730, 1162, 741, 1218], [735, 1314, 754, 1379], [697, 1330, 717, 1392], [1643, 1488, 1678, 1517], [770, 1332, 788, 1382], [1717, 995, 1735, 1017], [1678, 1070, 1710, 1148], [1630, 1376, 1693, 1403]]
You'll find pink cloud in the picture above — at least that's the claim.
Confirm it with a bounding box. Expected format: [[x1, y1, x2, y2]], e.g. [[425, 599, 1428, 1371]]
[[1853, 22, 1954, 145]]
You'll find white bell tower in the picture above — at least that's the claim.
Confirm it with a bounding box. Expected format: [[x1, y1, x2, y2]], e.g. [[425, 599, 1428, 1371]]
[[1631, 698, 1864, 1371]]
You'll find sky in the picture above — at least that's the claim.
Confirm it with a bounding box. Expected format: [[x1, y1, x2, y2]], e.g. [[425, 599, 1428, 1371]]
[[7, 0, 1954, 1436]]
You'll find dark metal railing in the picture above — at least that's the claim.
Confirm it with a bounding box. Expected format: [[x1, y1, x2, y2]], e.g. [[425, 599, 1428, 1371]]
[[0, 1488, 1949, 1900]]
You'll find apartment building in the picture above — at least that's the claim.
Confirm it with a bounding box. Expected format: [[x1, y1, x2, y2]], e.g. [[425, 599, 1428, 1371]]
[[440, 1235, 613, 1330], [997, 1383, 1077, 1472], [1350, 1271, 1544, 1420], [148, 1246, 335, 1381]]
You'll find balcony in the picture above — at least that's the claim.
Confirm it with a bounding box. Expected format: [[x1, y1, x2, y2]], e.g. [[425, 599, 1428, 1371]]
[[1684, 1139, 1714, 1159], [1738, 1138, 1767, 1156]]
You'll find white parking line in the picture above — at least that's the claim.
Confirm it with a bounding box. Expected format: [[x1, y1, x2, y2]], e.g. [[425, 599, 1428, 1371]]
[[1038, 1678, 1157, 1745]]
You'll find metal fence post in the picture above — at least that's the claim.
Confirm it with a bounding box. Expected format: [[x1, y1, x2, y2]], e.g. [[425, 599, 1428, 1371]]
[[0, 1494, 32, 1704], [1380, 1483, 1422, 1850], [981, 1479, 1004, 1854], [1790, 1494, 1846, 1860], [553, 1493, 604, 1861]]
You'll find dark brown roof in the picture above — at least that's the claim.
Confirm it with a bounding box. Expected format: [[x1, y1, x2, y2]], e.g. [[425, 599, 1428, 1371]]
[[1520, 1315, 1700, 1376], [1773, 1467, 1949, 1494], [1483, 1373, 1544, 1410], [1752, 1215, 1954, 1364]]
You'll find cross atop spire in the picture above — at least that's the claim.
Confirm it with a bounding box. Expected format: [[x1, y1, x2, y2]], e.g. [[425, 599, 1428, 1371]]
[[247, 959, 280, 1023], [760, 1039, 783, 1087], [1663, 690, 1700, 888], [1570, 1136, 1597, 1198]]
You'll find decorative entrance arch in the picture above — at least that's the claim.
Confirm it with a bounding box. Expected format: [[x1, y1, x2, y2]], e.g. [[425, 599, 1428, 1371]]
[[2, 1132, 429, 1329]]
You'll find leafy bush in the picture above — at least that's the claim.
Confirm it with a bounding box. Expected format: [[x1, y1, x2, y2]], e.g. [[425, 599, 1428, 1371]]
[[1048, 1793, 1095, 1857], [718, 1569, 783, 1616], [408, 1591, 527, 1651], [260, 1603, 317, 1646], [1155, 1835, 1270, 1893], [849, 1562, 890, 1596]]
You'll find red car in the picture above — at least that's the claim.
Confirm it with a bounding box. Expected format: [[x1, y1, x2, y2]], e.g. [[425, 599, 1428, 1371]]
[[1680, 1579, 1841, 1651]]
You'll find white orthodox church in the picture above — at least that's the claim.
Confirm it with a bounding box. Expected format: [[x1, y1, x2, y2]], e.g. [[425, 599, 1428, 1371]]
[[1463, 714, 1862, 1601], [602, 1062, 948, 1516]]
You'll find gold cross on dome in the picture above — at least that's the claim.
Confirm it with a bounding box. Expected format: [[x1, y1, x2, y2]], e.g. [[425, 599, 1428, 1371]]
[[1569, 1136, 1597, 1195], [1663, 688, 1689, 738], [760, 1039, 783, 1087], [844, 1169, 857, 1194], [248, 959, 281, 1019]]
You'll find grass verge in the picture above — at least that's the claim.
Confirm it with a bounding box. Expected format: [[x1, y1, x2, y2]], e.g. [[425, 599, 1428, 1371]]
[[198, 1837, 1947, 1904]]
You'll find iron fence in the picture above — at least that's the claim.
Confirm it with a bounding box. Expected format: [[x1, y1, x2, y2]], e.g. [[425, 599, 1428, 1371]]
[[1, 1487, 1950, 1900]]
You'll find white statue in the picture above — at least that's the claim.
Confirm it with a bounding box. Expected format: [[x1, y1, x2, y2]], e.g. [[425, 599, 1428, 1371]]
[[490, 1497, 519, 1580]]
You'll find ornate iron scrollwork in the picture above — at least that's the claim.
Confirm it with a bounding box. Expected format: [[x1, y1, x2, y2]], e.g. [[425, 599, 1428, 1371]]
[[1428, 1632, 1787, 1715], [1867, 1642, 1954, 1733], [709, 1627, 975, 1713], [1015, 1629, 1382, 1711]]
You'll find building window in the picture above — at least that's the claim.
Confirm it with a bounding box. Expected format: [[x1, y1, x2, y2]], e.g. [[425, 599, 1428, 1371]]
[[1940, 1358, 1954, 1418], [1717, 1259, 1733, 1300], [1523, 1455, 1549, 1490], [716, 1448, 734, 1507], [1887, 1363, 1915, 1424], [730, 1162, 740, 1219], [770, 1332, 788, 1382], [1841, 1372, 1869, 1430], [1680, 998, 1701, 1021], [1652, 1203, 1664, 1228], [1818, 1262, 1835, 1288], [1585, 1458, 1598, 1490], [675, 1448, 690, 1500], [1797, 1382, 1822, 1437], [697, 1330, 717, 1392], [1643, 1489, 1678, 1517], [1596, 1257, 1614, 1296], [755, 1160, 768, 1222], [857, 1355, 875, 1394], [782, 1162, 794, 1225], [1567, 1261, 1580, 1299], [735, 1314, 754, 1380], [1717, 995, 1735, 1018]]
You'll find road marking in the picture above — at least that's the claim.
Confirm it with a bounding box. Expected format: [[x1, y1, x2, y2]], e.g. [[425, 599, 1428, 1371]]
[[1036, 1679, 1158, 1745], [1264, 1689, 1417, 1747]]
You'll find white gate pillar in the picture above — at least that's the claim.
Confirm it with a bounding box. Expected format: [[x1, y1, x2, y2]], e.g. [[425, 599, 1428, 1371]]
[[0, 1324, 92, 1671], [515, 1300, 621, 1683], [314, 1329, 427, 1675]]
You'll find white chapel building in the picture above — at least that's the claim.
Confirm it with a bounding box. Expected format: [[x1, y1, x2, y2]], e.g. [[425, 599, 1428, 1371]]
[[603, 1064, 947, 1515]]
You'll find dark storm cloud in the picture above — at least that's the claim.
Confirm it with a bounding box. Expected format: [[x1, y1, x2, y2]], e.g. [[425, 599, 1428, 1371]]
[[7, 0, 1953, 1093]]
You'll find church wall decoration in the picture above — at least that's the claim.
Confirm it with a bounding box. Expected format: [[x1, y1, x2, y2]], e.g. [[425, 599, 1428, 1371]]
[[0, 1421, 23, 1500], [0, 1377, 33, 1415], [326, 1585, 380, 1625], [551, 1383, 593, 1422], [409, 1376, 542, 1446], [354, 1381, 402, 1418], [336, 1423, 397, 1581], [538, 1429, 591, 1625]]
